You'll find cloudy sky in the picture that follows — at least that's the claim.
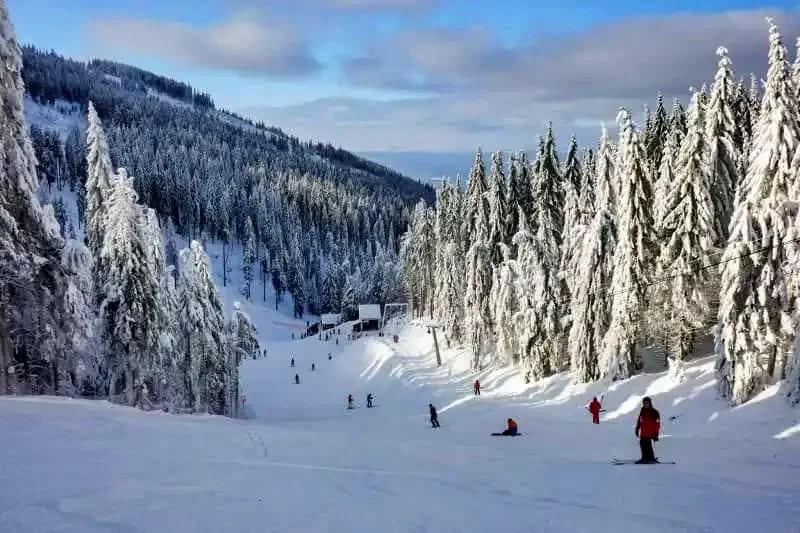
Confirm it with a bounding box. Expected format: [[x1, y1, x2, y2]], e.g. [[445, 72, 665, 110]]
[[9, 0, 800, 178]]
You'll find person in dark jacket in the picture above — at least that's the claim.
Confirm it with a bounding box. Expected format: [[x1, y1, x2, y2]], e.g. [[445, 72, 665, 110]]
[[294, 374, 300, 384], [366, 393, 374, 408], [429, 403, 440, 428], [501, 418, 518, 435], [635, 396, 661, 463]]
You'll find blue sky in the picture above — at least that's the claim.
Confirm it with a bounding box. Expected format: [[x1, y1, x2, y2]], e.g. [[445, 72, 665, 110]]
[[9, 0, 800, 176]]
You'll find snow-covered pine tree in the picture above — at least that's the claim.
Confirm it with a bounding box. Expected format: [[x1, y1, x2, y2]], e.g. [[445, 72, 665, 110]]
[[487, 151, 509, 266], [657, 90, 716, 373], [717, 20, 799, 405], [178, 240, 228, 414], [341, 274, 358, 321], [400, 201, 435, 318], [85, 101, 115, 261], [464, 148, 488, 243], [706, 46, 740, 247], [670, 99, 688, 147], [99, 169, 161, 404], [517, 124, 567, 379], [464, 200, 493, 370], [653, 123, 680, 236], [242, 216, 255, 301], [226, 302, 259, 416], [568, 207, 617, 383], [594, 125, 617, 214], [60, 239, 96, 393], [505, 155, 521, 252], [0, 0, 68, 394], [491, 243, 521, 364], [136, 206, 171, 394], [437, 241, 465, 345], [561, 136, 583, 298], [733, 80, 754, 179], [646, 94, 670, 173], [287, 234, 306, 318], [513, 151, 535, 223], [600, 109, 655, 381], [579, 148, 596, 222]]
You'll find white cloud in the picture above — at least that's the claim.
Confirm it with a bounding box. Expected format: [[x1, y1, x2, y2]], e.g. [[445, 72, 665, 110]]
[[88, 10, 320, 76]]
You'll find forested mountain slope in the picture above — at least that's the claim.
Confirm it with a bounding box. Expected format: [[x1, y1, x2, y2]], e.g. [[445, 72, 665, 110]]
[[21, 47, 432, 319]]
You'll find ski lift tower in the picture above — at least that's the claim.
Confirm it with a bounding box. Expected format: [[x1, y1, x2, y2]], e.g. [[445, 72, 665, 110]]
[[425, 320, 443, 367]]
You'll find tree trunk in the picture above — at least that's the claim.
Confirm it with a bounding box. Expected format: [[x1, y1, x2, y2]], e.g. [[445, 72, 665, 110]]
[[0, 320, 10, 395]]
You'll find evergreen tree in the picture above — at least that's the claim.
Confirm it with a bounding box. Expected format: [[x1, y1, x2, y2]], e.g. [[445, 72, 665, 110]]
[[600, 109, 655, 381], [487, 151, 509, 265], [288, 236, 306, 318], [706, 47, 740, 247], [653, 124, 680, 235], [717, 20, 799, 405], [464, 214, 493, 370], [85, 101, 115, 259], [178, 240, 228, 413], [242, 216, 255, 301], [226, 302, 259, 416], [646, 94, 670, 172], [561, 136, 583, 299], [519, 123, 567, 378], [464, 148, 488, 243], [568, 207, 617, 383], [491, 248, 521, 365], [99, 169, 160, 404], [657, 90, 716, 370], [595, 125, 617, 214]]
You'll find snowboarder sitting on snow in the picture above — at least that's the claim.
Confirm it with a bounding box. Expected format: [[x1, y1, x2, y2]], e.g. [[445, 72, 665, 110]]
[[366, 393, 374, 408], [635, 396, 661, 464], [501, 418, 518, 436], [429, 403, 440, 428], [589, 397, 602, 424], [347, 394, 354, 409]]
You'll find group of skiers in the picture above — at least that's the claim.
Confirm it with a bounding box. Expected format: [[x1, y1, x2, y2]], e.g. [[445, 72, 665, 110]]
[[429, 393, 661, 463], [586, 395, 662, 463], [347, 393, 376, 409]]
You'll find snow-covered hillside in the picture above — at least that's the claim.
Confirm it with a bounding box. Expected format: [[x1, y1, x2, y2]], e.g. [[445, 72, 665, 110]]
[[2, 320, 798, 533]]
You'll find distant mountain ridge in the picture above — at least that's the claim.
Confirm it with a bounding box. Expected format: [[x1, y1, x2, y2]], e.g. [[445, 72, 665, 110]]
[[21, 47, 434, 205]]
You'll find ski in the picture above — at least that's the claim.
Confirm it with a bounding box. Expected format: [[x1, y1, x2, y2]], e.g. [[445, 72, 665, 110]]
[[611, 458, 675, 465], [490, 433, 523, 436]]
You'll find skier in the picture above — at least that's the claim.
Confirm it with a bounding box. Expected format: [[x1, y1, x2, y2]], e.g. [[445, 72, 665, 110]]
[[473, 379, 481, 396], [328, 353, 332, 360], [347, 394, 354, 409], [429, 403, 440, 428], [495, 418, 518, 436], [366, 393, 374, 408], [588, 396, 602, 424], [634, 396, 661, 463], [294, 374, 300, 385], [290, 358, 295, 368], [311, 363, 316, 371]]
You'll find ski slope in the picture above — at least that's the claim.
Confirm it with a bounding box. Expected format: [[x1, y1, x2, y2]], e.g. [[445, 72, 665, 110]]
[[2, 321, 799, 533]]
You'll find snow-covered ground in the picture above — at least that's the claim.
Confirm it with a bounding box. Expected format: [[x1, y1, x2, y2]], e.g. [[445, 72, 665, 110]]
[[2, 319, 799, 533]]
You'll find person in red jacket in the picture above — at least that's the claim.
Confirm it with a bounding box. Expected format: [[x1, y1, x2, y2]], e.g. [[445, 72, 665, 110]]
[[473, 379, 481, 396], [634, 396, 661, 463], [588, 397, 602, 424]]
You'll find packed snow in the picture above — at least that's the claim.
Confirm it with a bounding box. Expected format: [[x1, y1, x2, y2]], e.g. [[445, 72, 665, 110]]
[[1, 321, 799, 533]]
